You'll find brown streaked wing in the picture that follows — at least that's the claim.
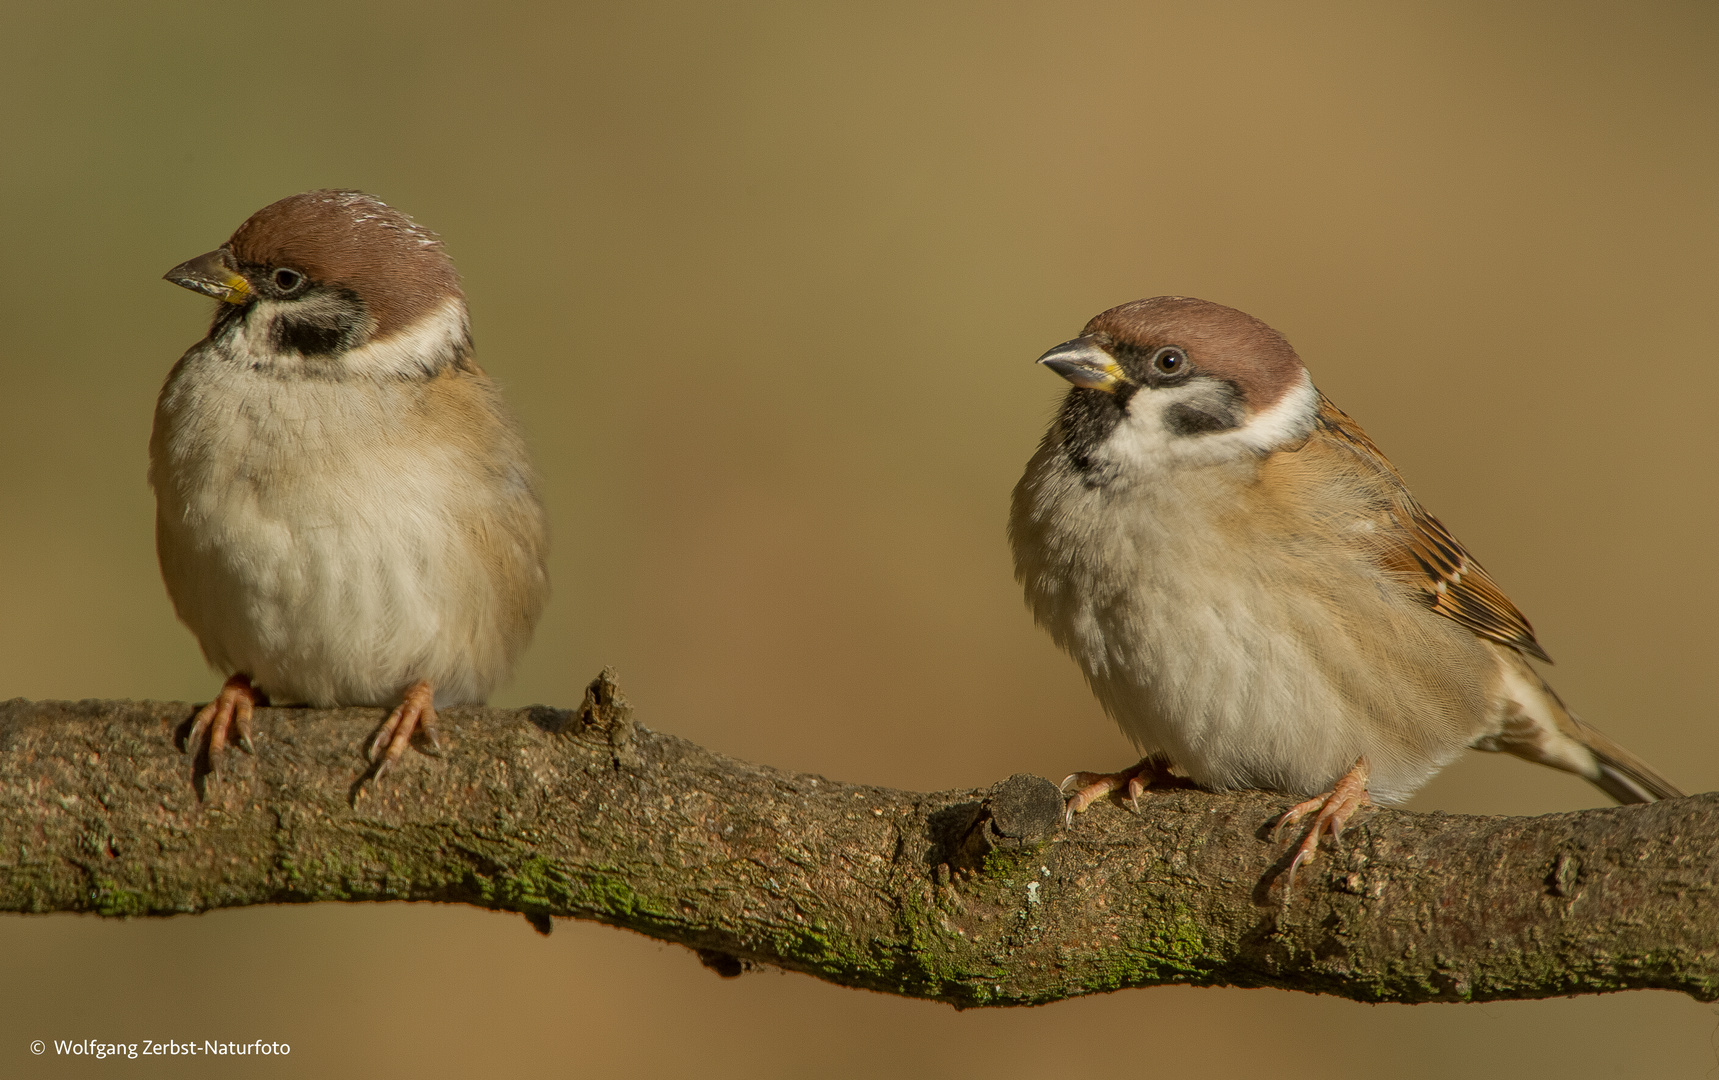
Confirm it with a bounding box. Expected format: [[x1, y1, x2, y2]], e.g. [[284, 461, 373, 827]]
[[1314, 394, 1551, 663]]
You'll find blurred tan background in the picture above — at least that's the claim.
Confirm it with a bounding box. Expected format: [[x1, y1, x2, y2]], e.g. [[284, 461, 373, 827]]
[[3, 0, 1717, 1075]]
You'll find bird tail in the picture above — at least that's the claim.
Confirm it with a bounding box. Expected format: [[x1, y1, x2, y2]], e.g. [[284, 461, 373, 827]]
[[1568, 716, 1685, 804], [1476, 644, 1685, 805]]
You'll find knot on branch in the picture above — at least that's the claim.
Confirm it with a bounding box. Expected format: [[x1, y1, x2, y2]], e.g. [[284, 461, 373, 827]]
[[564, 667, 642, 770], [933, 773, 1063, 874]]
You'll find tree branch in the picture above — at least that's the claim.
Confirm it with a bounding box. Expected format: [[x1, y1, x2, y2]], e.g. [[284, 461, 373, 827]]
[[2, 672, 1714, 1006]]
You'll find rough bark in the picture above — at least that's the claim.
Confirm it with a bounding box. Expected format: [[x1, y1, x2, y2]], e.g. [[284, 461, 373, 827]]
[[1, 672, 1714, 1007]]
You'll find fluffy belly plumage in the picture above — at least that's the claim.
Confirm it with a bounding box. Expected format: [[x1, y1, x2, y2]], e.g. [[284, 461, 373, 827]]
[[1014, 457, 1493, 804], [159, 477, 500, 708], [151, 360, 542, 710]]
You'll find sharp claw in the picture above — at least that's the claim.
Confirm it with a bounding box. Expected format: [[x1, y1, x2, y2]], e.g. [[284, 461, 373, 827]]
[[234, 705, 255, 754], [185, 675, 260, 784], [1272, 757, 1373, 895], [1272, 799, 1318, 842], [360, 681, 438, 784], [184, 709, 214, 756], [367, 719, 396, 763], [1060, 758, 1163, 824]]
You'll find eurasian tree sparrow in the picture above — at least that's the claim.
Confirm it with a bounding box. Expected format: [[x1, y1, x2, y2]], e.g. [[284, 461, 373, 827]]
[[151, 190, 549, 782], [1009, 296, 1682, 878]]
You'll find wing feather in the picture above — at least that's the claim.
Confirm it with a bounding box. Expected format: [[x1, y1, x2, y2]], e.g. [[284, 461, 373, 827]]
[[1312, 394, 1550, 663]]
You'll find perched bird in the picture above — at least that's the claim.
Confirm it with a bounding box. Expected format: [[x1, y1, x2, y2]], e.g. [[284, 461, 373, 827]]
[[151, 190, 549, 781], [1009, 296, 1681, 878]]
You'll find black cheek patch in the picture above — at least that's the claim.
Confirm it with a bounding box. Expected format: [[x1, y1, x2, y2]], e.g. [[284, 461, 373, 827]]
[[272, 318, 350, 358], [1164, 401, 1242, 436]]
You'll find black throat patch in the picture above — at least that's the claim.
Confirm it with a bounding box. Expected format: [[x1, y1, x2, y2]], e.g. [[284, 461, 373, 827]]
[[1056, 384, 1138, 477]]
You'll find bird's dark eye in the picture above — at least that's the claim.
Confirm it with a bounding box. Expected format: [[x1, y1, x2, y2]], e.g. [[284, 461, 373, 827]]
[[1153, 347, 1187, 375], [273, 268, 304, 292]]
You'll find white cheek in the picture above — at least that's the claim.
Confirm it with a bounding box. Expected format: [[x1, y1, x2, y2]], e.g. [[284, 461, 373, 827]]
[[1096, 371, 1318, 474], [224, 297, 469, 380], [1234, 371, 1319, 451], [340, 300, 469, 379]]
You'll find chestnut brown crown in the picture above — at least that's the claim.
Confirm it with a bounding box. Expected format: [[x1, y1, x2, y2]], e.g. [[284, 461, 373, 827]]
[[1085, 296, 1305, 415], [225, 189, 462, 339]]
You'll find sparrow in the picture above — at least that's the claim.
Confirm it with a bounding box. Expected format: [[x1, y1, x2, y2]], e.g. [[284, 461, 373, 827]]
[[1009, 296, 1682, 879], [150, 189, 549, 783]]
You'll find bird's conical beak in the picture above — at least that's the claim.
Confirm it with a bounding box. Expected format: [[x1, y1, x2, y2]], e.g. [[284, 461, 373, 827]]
[[1037, 337, 1127, 393], [164, 249, 250, 304]]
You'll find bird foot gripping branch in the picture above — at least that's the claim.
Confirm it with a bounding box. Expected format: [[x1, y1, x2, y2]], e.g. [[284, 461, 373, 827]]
[[1059, 756, 1174, 823], [1272, 756, 1375, 889], [180, 673, 258, 779]]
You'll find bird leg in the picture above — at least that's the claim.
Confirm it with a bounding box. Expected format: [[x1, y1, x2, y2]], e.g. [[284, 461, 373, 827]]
[[366, 680, 441, 780], [1060, 756, 1169, 823], [1273, 756, 1373, 889], [183, 673, 259, 771]]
